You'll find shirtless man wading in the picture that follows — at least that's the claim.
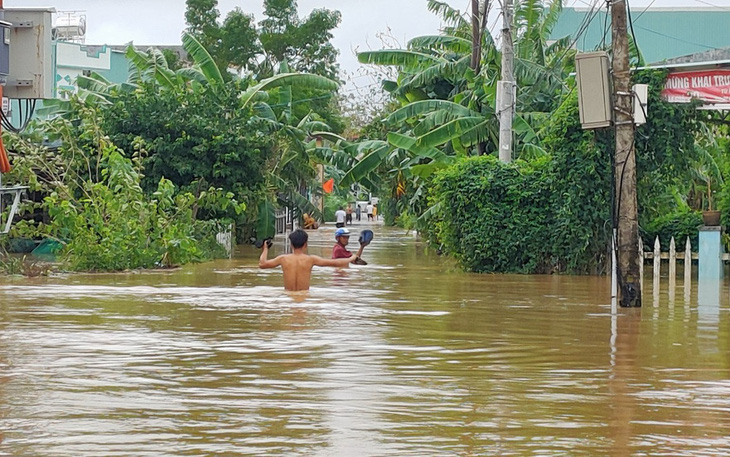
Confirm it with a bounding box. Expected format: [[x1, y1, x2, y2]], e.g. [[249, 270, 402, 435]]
[[259, 229, 359, 291]]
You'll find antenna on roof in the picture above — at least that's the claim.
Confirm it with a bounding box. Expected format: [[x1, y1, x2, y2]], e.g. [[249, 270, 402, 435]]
[[54, 10, 86, 44]]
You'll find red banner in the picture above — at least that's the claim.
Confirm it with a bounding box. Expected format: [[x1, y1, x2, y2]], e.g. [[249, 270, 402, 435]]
[[662, 69, 730, 104]]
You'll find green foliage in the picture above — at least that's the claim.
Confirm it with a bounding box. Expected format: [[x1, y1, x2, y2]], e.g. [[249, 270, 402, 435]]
[[0, 253, 52, 276], [184, 0, 341, 79], [324, 194, 350, 222], [44, 150, 222, 271], [4, 103, 231, 272], [431, 156, 557, 273], [429, 91, 613, 274], [640, 209, 702, 252], [99, 82, 271, 209], [259, 0, 342, 79]]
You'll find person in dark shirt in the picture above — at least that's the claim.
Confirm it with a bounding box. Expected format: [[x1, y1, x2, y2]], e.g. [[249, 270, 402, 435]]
[[332, 228, 368, 264]]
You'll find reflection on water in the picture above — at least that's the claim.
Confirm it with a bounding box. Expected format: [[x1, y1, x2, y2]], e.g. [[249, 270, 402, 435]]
[[1, 225, 730, 455]]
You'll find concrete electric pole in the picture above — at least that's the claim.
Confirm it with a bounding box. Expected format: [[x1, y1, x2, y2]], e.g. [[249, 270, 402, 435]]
[[611, 0, 642, 307], [498, 0, 514, 163]]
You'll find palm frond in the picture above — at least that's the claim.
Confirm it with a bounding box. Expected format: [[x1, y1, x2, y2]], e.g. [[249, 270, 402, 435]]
[[252, 102, 277, 121], [427, 0, 468, 28]]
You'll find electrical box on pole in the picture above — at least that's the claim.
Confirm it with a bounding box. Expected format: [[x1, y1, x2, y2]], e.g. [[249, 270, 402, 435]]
[[0, 20, 10, 83], [575, 52, 612, 129], [632, 84, 648, 125], [4, 7, 54, 99]]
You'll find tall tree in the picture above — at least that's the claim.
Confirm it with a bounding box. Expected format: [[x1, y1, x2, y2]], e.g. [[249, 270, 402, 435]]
[[185, 0, 221, 52], [258, 0, 341, 79], [184, 0, 341, 79]]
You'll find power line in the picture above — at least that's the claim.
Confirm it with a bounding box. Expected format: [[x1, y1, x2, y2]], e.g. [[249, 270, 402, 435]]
[[635, 0, 658, 21], [634, 24, 719, 50], [692, 0, 730, 10]]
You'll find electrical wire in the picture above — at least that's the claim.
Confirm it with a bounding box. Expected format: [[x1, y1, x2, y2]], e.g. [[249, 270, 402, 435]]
[[691, 0, 730, 10], [634, 0, 658, 21], [601, 0, 610, 49], [550, 0, 605, 71], [626, 0, 641, 69], [633, 25, 717, 50], [0, 99, 36, 134]]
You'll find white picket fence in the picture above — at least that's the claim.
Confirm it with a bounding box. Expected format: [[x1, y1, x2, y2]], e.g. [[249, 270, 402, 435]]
[[640, 236, 730, 292], [215, 223, 234, 259]]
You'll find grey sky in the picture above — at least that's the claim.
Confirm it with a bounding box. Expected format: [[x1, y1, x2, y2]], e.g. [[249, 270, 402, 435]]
[[8, 0, 730, 89]]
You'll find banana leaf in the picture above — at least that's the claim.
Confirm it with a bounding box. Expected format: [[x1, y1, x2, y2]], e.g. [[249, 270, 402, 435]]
[[415, 116, 484, 148], [357, 50, 445, 69], [181, 31, 225, 88], [256, 199, 277, 240], [386, 100, 478, 125], [340, 145, 391, 187], [240, 73, 338, 109], [407, 35, 472, 53]]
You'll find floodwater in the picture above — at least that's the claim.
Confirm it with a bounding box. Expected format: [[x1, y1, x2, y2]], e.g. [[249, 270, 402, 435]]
[[1, 224, 729, 456]]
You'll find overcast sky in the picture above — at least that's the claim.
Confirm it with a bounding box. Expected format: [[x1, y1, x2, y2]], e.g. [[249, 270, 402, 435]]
[[7, 0, 730, 90]]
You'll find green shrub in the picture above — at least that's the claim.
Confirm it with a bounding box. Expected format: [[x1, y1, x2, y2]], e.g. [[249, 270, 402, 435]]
[[432, 156, 557, 273], [640, 208, 702, 252], [429, 90, 613, 275], [45, 150, 223, 271]]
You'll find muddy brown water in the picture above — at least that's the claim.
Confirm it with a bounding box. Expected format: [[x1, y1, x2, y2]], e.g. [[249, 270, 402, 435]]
[[1, 224, 729, 456]]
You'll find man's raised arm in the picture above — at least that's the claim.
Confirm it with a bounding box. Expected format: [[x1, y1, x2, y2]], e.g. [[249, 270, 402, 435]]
[[259, 243, 282, 269], [312, 254, 357, 268]]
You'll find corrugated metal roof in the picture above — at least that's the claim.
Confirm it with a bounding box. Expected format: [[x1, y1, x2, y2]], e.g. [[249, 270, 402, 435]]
[[550, 8, 730, 64]]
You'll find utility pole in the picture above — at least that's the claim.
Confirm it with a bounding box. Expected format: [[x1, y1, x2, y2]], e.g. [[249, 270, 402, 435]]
[[498, 0, 514, 163], [472, 0, 489, 154], [611, 0, 641, 307]]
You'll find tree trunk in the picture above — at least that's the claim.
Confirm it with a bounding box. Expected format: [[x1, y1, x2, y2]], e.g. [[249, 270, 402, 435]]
[[470, 0, 482, 73]]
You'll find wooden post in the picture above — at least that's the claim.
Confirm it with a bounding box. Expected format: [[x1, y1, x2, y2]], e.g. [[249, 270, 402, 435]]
[[612, 0, 641, 307], [653, 237, 661, 292], [669, 237, 676, 303], [638, 237, 644, 287], [669, 237, 676, 281], [684, 237, 692, 301]]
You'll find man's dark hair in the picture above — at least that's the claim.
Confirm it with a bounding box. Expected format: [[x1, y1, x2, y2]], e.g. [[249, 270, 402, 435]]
[[289, 229, 308, 248]]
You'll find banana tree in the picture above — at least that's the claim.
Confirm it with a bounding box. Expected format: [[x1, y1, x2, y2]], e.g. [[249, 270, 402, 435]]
[[246, 59, 345, 235]]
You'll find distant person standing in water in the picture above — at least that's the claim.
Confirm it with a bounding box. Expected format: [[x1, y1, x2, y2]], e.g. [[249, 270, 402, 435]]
[[346, 204, 353, 225], [335, 206, 346, 228], [259, 229, 358, 291], [366, 202, 374, 221]]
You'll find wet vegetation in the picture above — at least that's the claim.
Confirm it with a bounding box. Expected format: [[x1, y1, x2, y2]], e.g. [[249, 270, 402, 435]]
[[1, 0, 728, 274]]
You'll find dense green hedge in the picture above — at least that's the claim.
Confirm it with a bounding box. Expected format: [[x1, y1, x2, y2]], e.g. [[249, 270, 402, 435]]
[[428, 73, 708, 275], [430, 89, 613, 274], [431, 152, 612, 274]]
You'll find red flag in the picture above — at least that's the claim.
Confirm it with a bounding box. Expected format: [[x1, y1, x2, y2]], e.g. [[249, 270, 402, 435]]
[[323, 178, 334, 194]]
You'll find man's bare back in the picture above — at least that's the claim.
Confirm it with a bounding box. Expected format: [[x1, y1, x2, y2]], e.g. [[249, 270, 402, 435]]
[[259, 229, 356, 291]]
